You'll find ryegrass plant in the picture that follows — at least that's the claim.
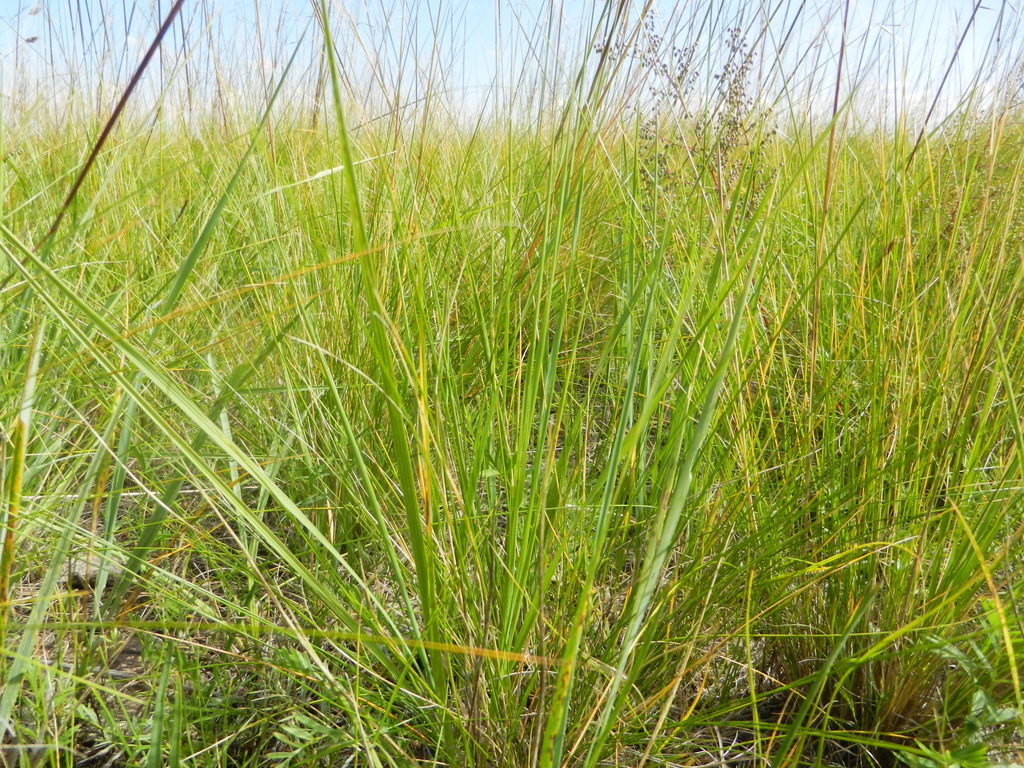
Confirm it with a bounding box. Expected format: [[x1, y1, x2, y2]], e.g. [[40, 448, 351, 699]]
[[1, 1, 1023, 766]]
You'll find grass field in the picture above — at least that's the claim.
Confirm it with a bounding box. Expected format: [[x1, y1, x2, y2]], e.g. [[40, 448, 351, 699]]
[[1, 1, 1023, 766]]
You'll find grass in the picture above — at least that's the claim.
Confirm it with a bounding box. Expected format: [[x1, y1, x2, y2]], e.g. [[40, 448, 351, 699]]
[[1, 1, 1023, 765]]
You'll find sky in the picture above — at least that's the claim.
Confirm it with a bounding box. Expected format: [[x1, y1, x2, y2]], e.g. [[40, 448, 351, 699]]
[[0, 1, 1020, 125]]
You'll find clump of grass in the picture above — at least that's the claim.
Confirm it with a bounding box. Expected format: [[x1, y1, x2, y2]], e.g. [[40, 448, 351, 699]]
[[1, 1, 1023, 766]]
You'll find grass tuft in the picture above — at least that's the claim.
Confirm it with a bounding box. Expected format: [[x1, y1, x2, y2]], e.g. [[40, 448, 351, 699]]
[[1, 1, 1022, 766]]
